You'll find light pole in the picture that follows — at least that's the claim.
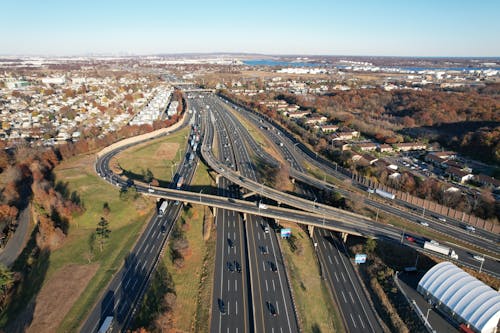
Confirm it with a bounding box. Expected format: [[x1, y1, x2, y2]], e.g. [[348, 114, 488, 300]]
[[479, 257, 485, 273], [400, 227, 405, 244], [425, 307, 432, 321], [199, 189, 203, 203]]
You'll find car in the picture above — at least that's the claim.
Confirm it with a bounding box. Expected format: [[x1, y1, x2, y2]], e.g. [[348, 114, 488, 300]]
[[160, 225, 167, 234], [419, 221, 429, 227], [405, 235, 415, 242], [438, 217, 446, 222], [260, 246, 269, 255], [269, 261, 277, 273], [264, 226, 270, 234], [174, 200, 180, 205], [227, 238, 234, 247], [266, 301, 277, 317], [218, 298, 226, 314], [465, 225, 476, 232], [148, 188, 155, 193], [226, 261, 234, 272], [473, 255, 485, 262], [234, 260, 241, 273]]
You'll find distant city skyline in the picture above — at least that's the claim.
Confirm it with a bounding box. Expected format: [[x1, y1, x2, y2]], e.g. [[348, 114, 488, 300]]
[[2, 0, 500, 57]]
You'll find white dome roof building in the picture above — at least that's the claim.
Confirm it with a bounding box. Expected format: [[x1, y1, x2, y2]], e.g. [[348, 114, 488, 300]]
[[418, 261, 500, 333]]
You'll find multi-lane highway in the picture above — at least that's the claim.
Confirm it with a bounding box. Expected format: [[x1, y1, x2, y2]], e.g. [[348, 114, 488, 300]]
[[205, 95, 299, 332]]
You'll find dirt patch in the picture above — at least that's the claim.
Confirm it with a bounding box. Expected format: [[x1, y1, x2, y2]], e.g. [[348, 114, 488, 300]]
[[24, 264, 99, 333], [155, 142, 179, 161]]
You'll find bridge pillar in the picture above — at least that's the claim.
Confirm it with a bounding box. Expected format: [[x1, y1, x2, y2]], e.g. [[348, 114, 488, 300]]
[[340, 232, 348, 243], [243, 213, 247, 221], [183, 201, 189, 206], [308, 225, 315, 238], [215, 174, 221, 185], [210, 206, 217, 218]]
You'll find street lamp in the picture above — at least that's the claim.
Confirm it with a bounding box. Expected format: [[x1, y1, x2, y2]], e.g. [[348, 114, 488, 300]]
[[479, 257, 485, 273], [425, 307, 432, 321], [199, 189, 203, 203], [400, 227, 405, 244]]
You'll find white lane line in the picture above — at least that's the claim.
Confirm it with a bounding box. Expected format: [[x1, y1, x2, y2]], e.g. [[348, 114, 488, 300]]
[[235, 279, 237, 292], [334, 256, 339, 265], [358, 314, 366, 329], [349, 291, 355, 304], [227, 279, 230, 292], [272, 279, 276, 292], [350, 313, 357, 328], [265, 279, 269, 292], [341, 291, 347, 303], [276, 300, 280, 314], [334, 272, 339, 282], [258, 232, 260, 240], [262, 261, 266, 271], [236, 300, 238, 315], [341, 272, 346, 282], [328, 255, 333, 265]]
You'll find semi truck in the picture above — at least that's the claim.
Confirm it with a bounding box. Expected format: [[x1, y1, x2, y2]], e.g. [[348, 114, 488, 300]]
[[158, 200, 169, 216], [423, 241, 458, 259], [374, 189, 396, 200], [176, 176, 184, 189]]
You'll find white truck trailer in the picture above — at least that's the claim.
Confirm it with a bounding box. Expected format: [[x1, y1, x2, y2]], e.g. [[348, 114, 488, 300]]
[[423, 241, 458, 259]]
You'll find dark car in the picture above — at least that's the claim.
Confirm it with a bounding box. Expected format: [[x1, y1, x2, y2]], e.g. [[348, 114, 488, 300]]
[[269, 261, 277, 273], [160, 225, 167, 234], [266, 301, 277, 317], [226, 261, 234, 273], [234, 260, 241, 273], [260, 245, 268, 255], [228, 238, 235, 248], [218, 298, 226, 314]]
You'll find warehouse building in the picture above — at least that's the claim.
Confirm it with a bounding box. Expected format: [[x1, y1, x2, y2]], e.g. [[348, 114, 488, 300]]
[[418, 261, 500, 333]]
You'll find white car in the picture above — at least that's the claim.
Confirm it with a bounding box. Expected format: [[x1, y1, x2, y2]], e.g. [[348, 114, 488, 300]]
[[438, 217, 446, 222], [420, 221, 429, 227], [473, 255, 485, 262]]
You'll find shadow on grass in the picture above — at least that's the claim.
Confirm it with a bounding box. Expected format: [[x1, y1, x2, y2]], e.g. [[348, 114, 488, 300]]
[[2, 226, 50, 333]]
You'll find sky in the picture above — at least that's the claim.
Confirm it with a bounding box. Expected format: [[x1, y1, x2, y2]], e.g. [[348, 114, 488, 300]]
[[1, 0, 499, 57]]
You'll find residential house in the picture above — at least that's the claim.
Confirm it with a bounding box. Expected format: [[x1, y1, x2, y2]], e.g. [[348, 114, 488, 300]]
[[305, 115, 327, 125], [445, 166, 473, 184], [320, 124, 339, 133], [475, 174, 500, 189], [378, 144, 393, 153], [353, 143, 377, 151], [287, 110, 311, 119], [394, 142, 427, 151]]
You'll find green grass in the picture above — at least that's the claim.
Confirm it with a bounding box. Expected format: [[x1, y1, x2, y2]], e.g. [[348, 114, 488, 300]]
[[280, 225, 344, 333], [52, 156, 155, 332], [116, 126, 190, 184]]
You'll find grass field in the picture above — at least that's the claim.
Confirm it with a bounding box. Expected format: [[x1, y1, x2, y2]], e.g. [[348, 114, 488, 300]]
[[53, 154, 155, 332], [280, 224, 344, 333], [115, 126, 190, 184]]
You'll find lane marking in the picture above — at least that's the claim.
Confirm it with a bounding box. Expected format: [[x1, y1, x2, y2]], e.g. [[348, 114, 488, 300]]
[[350, 313, 357, 328], [341, 290, 347, 303]]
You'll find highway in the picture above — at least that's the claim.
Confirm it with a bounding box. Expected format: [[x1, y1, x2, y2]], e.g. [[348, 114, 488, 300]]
[[81, 103, 197, 332], [218, 99, 384, 332], [203, 94, 298, 332]]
